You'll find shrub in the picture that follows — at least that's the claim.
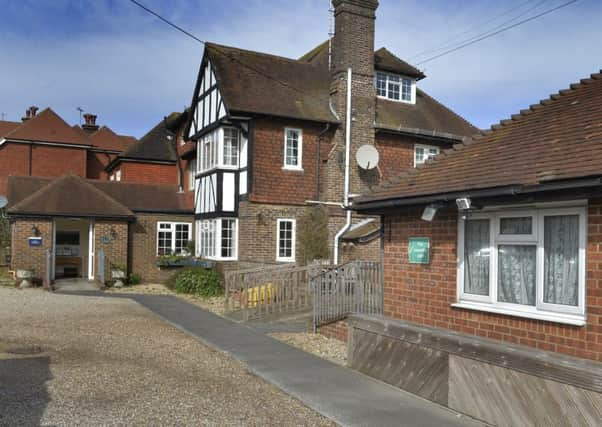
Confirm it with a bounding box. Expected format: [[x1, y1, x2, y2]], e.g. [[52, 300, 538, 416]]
[[128, 273, 142, 286], [298, 206, 330, 265], [173, 268, 222, 298]]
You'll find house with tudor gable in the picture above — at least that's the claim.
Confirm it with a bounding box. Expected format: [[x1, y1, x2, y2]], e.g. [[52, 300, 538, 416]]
[[185, 0, 478, 268]]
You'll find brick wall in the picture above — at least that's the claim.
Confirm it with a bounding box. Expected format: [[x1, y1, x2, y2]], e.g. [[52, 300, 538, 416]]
[[383, 200, 602, 362], [250, 117, 332, 205], [375, 133, 454, 181], [0, 143, 29, 195], [130, 213, 194, 283], [120, 161, 177, 185], [31, 145, 87, 178], [94, 221, 128, 283], [10, 218, 52, 281], [87, 151, 117, 180], [318, 319, 349, 342]]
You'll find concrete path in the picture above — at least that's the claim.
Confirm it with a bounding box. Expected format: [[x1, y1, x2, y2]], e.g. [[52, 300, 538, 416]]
[[54, 278, 99, 292], [112, 294, 482, 427]]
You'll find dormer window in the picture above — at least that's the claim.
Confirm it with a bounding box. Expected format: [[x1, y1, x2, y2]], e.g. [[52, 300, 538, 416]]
[[376, 72, 415, 104]]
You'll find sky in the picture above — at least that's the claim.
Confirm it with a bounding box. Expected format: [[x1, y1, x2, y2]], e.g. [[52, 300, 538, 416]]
[[0, 0, 600, 137]]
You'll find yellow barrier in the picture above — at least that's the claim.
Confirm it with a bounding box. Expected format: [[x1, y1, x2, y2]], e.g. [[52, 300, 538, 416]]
[[245, 283, 275, 307]]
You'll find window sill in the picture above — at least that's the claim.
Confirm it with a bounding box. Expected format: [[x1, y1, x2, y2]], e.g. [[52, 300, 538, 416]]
[[282, 166, 304, 172], [451, 301, 586, 326], [276, 258, 295, 263]]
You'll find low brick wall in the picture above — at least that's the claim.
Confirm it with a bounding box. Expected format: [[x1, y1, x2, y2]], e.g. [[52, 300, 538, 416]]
[[317, 319, 349, 343]]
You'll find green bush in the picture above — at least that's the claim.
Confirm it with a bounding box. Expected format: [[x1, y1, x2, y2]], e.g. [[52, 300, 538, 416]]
[[173, 268, 222, 298], [298, 206, 330, 265], [128, 273, 142, 286]]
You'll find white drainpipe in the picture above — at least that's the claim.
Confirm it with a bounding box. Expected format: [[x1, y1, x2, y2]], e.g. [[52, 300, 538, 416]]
[[333, 67, 353, 265]]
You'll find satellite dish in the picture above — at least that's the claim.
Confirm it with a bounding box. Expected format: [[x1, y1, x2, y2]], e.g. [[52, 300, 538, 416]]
[[356, 145, 379, 170], [0, 196, 7, 209]]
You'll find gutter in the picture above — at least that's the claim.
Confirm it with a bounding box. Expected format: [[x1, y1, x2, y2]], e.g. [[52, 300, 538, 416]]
[[375, 125, 467, 142], [353, 177, 602, 212]]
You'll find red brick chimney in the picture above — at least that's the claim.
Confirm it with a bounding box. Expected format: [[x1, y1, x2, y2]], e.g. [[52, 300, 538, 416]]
[[325, 0, 379, 201], [21, 106, 39, 122], [82, 113, 99, 133]]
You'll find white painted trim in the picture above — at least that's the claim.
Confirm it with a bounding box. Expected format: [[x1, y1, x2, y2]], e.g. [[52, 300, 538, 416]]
[[283, 128, 303, 171], [156, 221, 192, 256], [413, 143, 440, 167], [456, 203, 587, 325], [88, 220, 95, 280], [276, 218, 296, 262]]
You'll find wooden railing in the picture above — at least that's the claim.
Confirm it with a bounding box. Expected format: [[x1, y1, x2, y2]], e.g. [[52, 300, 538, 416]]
[[311, 261, 383, 331], [224, 263, 321, 321]]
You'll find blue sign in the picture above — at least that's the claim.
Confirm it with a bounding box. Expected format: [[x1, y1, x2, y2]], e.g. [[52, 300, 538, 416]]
[[28, 237, 42, 247], [101, 235, 111, 244]]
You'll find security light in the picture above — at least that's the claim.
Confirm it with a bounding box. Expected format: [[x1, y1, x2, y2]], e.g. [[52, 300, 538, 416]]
[[456, 197, 472, 210], [421, 205, 439, 222]]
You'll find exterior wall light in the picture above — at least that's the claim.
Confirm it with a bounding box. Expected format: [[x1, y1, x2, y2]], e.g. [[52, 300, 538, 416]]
[[456, 197, 472, 210], [421, 204, 439, 222], [31, 225, 40, 237]]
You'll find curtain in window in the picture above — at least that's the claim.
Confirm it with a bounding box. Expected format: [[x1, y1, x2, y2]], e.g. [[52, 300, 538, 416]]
[[464, 219, 490, 296], [498, 245, 536, 305], [544, 215, 579, 306]]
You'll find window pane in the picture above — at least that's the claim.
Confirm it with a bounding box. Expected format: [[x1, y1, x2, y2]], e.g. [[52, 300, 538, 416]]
[[464, 219, 490, 296], [221, 219, 236, 258], [388, 81, 400, 100], [278, 221, 293, 259], [158, 224, 173, 256], [500, 217, 532, 235], [223, 128, 239, 167], [402, 78, 412, 101], [498, 245, 536, 306], [174, 224, 190, 254], [544, 215, 579, 306], [376, 73, 387, 97], [285, 130, 299, 167], [415, 147, 424, 164]]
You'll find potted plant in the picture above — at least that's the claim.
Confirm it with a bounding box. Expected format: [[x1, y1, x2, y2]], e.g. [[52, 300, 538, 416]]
[[110, 263, 126, 288]]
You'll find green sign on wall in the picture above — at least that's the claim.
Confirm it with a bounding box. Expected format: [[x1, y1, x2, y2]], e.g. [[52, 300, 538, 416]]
[[408, 237, 430, 264]]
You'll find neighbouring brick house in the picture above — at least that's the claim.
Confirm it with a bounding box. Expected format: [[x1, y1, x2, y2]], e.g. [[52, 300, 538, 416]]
[[348, 70, 602, 426], [0, 106, 136, 194], [185, 0, 477, 269], [7, 175, 193, 283]]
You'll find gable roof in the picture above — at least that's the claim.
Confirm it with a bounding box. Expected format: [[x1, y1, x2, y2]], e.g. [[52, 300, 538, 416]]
[[7, 175, 192, 217], [198, 42, 476, 139], [355, 70, 602, 207], [205, 42, 338, 124], [3, 108, 90, 146], [88, 126, 136, 152], [8, 174, 134, 218], [113, 114, 179, 163]]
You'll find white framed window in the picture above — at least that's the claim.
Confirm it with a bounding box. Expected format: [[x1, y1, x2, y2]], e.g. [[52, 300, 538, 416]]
[[276, 219, 296, 262], [376, 71, 415, 103], [223, 127, 240, 167], [115, 170, 122, 181], [196, 218, 238, 260], [188, 159, 197, 191], [283, 128, 302, 170], [414, 144, 440, 166], [157, 222, 191, 256], [455, 203, 587, 326]]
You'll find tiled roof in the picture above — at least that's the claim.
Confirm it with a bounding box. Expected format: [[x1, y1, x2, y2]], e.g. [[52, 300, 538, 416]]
[[4, 108, 91, 145], [355, 70, 602, 205], [205, 41, 475, 138], [0, 120, 20, 138], [206, 42, 337, 124], [115, 113, 180, 162], [88, 126, 136, 152], [7, 175, 191, 216]]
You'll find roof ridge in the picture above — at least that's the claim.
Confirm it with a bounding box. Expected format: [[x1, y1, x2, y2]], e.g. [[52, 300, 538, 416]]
[[206, 42, 319, 67], [484, 69, 602, 133], [298, 40, 329, 62]]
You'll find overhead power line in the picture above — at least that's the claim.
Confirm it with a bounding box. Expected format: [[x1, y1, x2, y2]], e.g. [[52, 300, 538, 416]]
[[127, 0, 306, 94], [416, 0, 579, 65], [409, 0, 548, 61]]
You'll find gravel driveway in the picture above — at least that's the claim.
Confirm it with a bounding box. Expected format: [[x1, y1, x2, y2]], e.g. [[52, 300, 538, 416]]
[[0, 288, 335, 426]]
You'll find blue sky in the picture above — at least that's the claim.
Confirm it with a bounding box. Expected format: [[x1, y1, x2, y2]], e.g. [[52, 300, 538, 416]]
[[0, 0, 600, 137]]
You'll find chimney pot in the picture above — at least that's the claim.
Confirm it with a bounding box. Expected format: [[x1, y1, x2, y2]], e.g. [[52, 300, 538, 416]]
[[82, 113, 99, 132], [29, 106, 39, 117]]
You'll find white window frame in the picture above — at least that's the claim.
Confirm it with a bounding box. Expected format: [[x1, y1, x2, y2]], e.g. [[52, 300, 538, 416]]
[[156, 222, 192, 256], [222, 127, 240, 168], [414, 144, 440, 167], [276, 218, 296, 262], [196, 218, 238, 261], [115, 169, 122, 181], [375, 71, 416, 104], [455, 202, 587, 326], [283, 128, 303, 171]]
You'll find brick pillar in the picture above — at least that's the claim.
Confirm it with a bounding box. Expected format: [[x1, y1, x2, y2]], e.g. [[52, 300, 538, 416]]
[[11, 219, 53, 282]]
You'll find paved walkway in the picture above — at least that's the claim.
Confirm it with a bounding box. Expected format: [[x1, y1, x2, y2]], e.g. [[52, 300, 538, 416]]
[[108, 294, 482, 427], [54, 278, 99, 292]]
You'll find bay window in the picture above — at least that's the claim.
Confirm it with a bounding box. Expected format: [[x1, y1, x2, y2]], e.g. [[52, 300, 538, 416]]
[[197, 127, 243, 173], [456, 205, 586, 325], [196, 218, 238, 260]]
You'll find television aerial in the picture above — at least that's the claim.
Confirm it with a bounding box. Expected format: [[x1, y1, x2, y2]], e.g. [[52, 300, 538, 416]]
[[356, 144, 379, 170]]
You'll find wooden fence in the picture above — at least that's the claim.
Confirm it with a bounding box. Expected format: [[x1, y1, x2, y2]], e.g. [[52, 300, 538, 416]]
[[224, 263, 321, 321], [311, 261, 382, 331]]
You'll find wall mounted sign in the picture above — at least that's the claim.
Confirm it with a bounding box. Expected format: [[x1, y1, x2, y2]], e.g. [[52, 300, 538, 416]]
[[28, 237, 43, 247], [101, 235, 111, 244], [408, 237, 430, 264]]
